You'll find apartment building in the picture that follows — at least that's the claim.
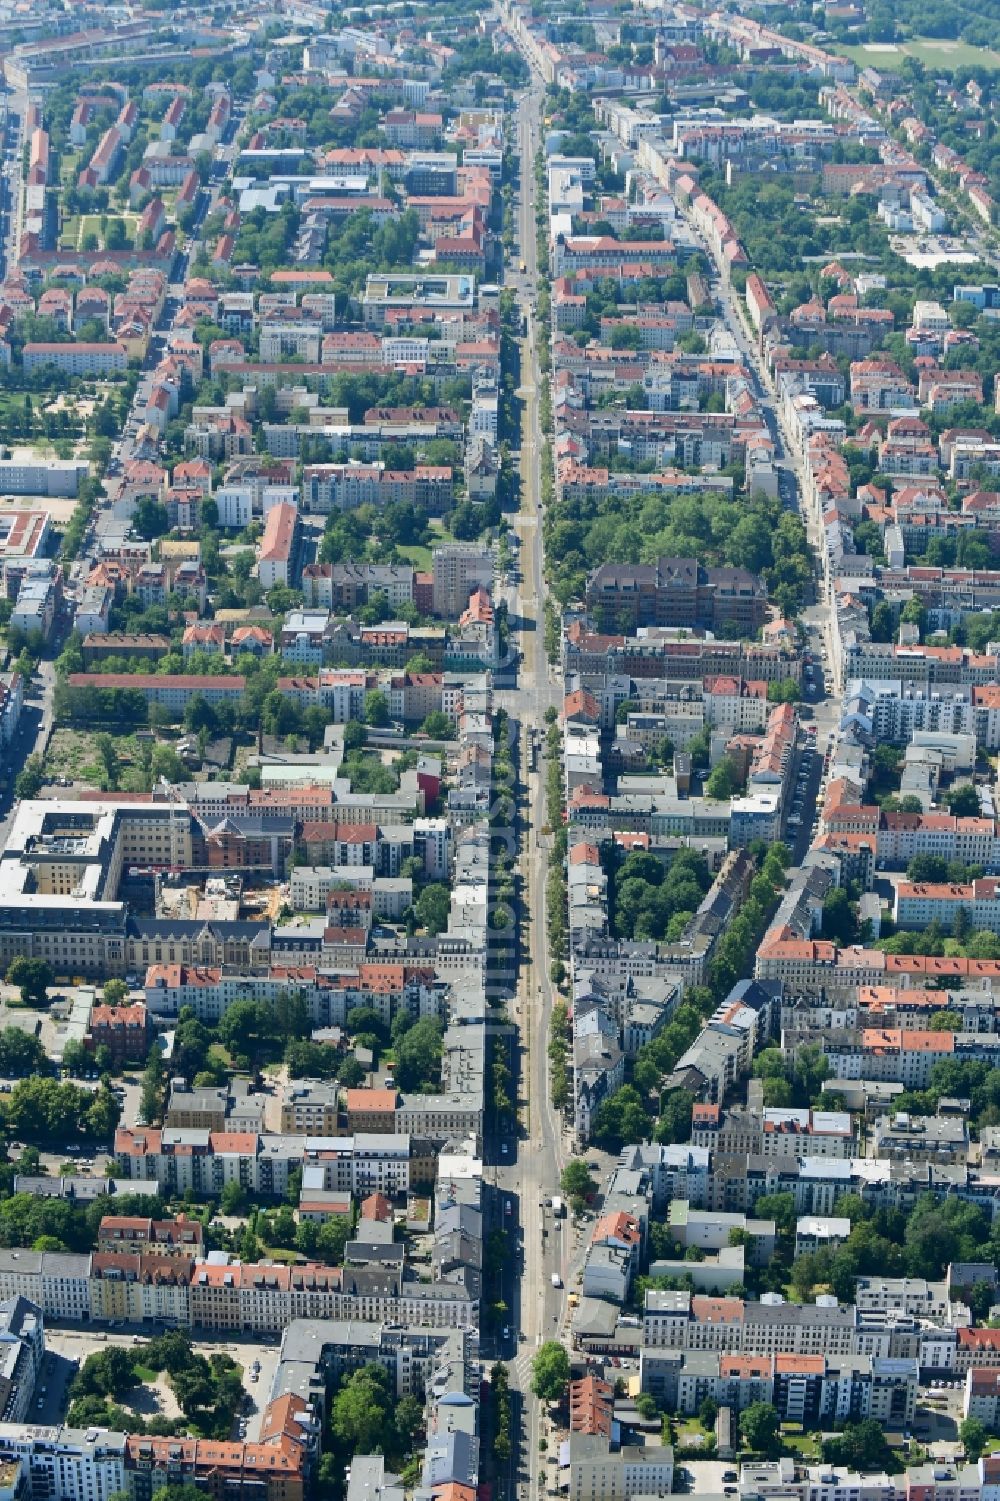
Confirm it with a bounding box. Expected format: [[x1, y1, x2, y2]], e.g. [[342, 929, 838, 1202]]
[[690, 1104, 852, 1159], [585, 558, 767, 635], [649, 1348, 917, 1431], [87, 1002, 149, 1066], [22, 342, 127, 376], [65, 673, 246, 716], [302, 562, 415, 613], [114, 1127, 418, 1200], [361, 273, 475, 325], [643, 1291, 857, 1358], [301, 464, 453, 516], [96, 1213, 203, 1258], [843, 682, 975, 744], [90, 1252, 192, 1328], [281, 1083, 340, 1136], [568, 1432, 674, 1501], [0, 1252, 91, 1322], [0, 1425, 127, 1501], [849, 357, 916, 412], [431, 545, 494, 618], [0, 1297, 43, 1424], [125, 1432, 306, 1501], [965, 1368, 1000, 1426], [894, 879, 1000, 932], [258, 502, 301, 590]]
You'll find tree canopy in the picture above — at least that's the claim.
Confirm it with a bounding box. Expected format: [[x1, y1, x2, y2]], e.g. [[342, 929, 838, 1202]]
[[531, 1341, 570, 1401]]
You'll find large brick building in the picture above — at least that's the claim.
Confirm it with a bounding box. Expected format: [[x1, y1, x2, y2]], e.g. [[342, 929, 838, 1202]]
[[585, 557, 768, 635], [87, 1001, 150, 1065]]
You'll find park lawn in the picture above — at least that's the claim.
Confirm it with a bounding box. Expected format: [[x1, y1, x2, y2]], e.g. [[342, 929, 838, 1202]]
[[207, 1042, 233, 1071], [58, 216, 82, 251], [780, 1430, 822, 1461], [59, 152, 81, 188], [133, 1364, 159, 1383], [76, 213, 139, 251], [394, 521, 461, 573], [0, 390, 73, 437], [836, 37, 1000, 70], [114, 212, 141, 249], [673, 1418, 713, 1450], [393, 541, 434, 571], [907, 36, 1000, 68]]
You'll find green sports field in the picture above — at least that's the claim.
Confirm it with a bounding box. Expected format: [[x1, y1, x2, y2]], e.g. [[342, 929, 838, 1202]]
[[837, 37, 1000, 71]]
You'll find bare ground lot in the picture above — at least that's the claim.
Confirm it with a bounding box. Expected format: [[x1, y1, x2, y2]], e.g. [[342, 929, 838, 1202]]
[[41, 1327, 281, 1437]]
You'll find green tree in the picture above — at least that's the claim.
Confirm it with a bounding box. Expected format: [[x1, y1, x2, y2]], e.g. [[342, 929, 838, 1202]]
[[654, 1089, 694, 1146], [421, 710, 452, 739], [904, 1194, 989, 1279], [531, 1341, 570, 1401], [133, 497, 170, 540], [285, 1040, 340, 1079], [591, 1084, 652, 1151], [705, 756, 739, 800], [907, 855, 949, 883], [968, 1280, 996, 1322], [394, 1394, 424, 1445], [331, 1365, 393, 1451], [84, 1083, 121, 1140], [901, 596, 926, 637], [71, 1345, 138, 1399], [94, 733, 120, 789], [560, 1161, 594, 1205], [219, 1181, 248, 1215], [635, 1392, 659, 1420], [699, 1396, 719, 1430], [103, 979, 129, 1005], [140, 1049, 165, 1124], [6, 957, 53, 1007], [345, 1006, 388, 1043], [170, 1364, 215, 1421], [961, 1417, 989, 1461], [61, 1038, 92, 1078], [822, 888, 857, 945], [364, 689, 390, 727], [414, 883, 450, 935], [216, 1000, 277, 1062], [739, 1402, 780, 1454], [754, 1192, 796, 1237], [14, 755, 45, 800], [823, 1418, 890, 1470], [947, 784, 981, 818], [316, 1215, 352, 1264], [794, 1042, 831, 1104], [394, 1017, 444, 1091], [0, 1027, 50, 1077], [183, 694, 217, 735]]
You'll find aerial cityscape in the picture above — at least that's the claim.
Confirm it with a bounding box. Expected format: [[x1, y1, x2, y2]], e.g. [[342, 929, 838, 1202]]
[[3, 3, 1000, 1501]]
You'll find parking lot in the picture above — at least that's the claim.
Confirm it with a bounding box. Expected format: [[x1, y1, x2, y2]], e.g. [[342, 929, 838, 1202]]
[[115, 1077, 143, 1131], [914, 1381, 965, 1457], [40, 1327, 282, 1436], [677, 1461, 734, 1495], [241, 1344, 281, 1438]]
